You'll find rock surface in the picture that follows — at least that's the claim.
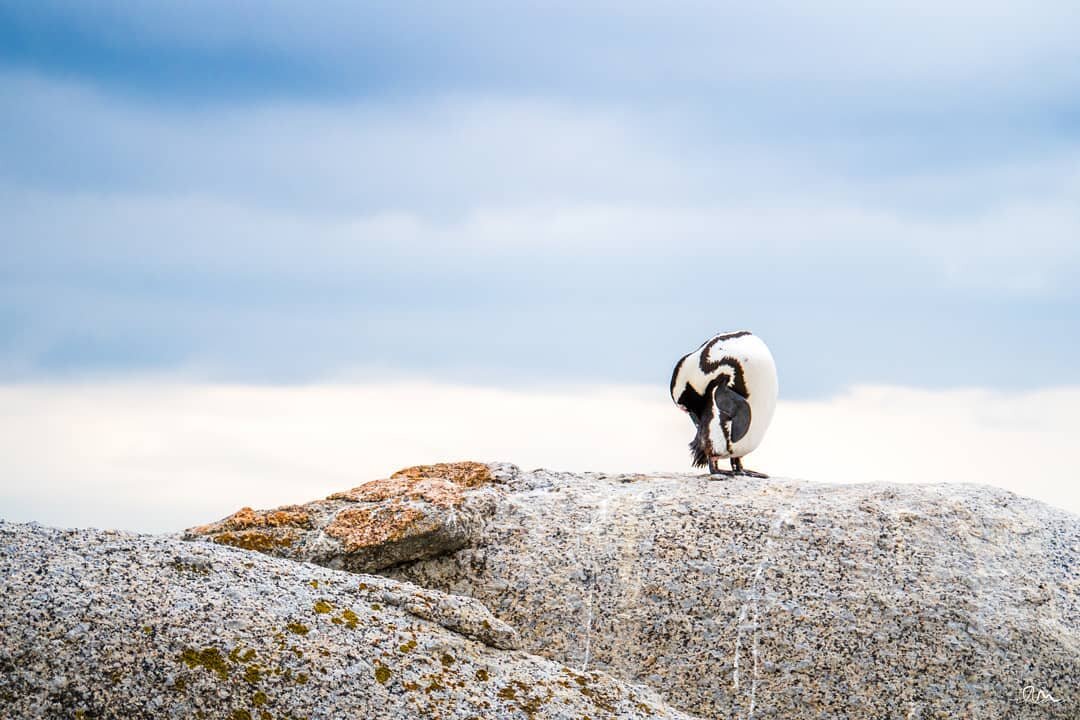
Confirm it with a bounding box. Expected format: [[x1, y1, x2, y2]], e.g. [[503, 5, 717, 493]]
[[0, 521, 694, 719], [186, 462, 501, 574], [188, 462, 1080, 719]]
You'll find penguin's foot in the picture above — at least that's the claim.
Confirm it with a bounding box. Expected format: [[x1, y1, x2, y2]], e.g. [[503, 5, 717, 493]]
[[706, 469, 768, 479], [708, 456, 736, 479], [729, 457, 769, 479]]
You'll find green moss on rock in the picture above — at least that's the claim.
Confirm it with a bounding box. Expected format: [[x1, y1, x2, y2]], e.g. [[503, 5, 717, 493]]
[[179, 647, 230, 681]]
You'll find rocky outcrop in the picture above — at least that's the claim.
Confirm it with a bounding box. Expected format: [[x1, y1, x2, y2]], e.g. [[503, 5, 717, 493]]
[[187, 462, 1080, 719], [0, 521, 694, 719], [186, 462, 503, 573]]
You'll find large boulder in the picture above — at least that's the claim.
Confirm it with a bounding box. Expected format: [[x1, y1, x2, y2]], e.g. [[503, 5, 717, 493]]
[[0, 521, 694, 719], [187, 462, 1080, 719], [184, 461, 501, 574]]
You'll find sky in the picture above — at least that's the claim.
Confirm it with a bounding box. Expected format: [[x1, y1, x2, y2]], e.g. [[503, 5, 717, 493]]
[[1, 2, 1078, 529]]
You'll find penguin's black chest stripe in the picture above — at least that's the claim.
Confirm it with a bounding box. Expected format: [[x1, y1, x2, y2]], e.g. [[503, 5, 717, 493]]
[[669, 355, 689, 397], [698, 334, 749, 370], [700, 355, 749, 398]]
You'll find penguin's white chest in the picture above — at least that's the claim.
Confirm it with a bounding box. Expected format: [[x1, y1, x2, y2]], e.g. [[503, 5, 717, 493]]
[[723, 341, 778, 458]]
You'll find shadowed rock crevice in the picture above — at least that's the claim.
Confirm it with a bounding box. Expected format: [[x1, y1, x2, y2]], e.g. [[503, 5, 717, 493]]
[[184, 462, 1079, 719]]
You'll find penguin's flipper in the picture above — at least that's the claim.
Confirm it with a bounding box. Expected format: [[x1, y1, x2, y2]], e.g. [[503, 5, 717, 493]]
[[714, 385, 752, 443]]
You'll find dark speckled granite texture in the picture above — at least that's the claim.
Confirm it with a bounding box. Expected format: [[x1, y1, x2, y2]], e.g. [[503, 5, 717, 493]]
[[397, 470, 1080, 716], [186, 462, 1079, 719], [0, 521, 694, 720], [392, 466, 1079, 719]]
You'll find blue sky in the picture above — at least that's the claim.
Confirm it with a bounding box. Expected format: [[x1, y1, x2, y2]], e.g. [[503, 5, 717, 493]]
[[2, 1, 1079, 397]]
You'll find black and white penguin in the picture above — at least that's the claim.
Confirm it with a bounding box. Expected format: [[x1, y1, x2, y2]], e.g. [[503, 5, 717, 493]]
[[669, 331, 778, 477]]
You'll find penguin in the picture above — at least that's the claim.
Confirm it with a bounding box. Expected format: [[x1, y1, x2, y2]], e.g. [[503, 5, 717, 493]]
[[669, 331, 778, 477]]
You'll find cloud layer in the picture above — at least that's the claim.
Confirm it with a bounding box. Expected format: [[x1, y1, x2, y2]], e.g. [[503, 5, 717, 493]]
[[2, 3, 1078, 393], [5, 1, 1080, 107], [2, 70, 1077, 393]]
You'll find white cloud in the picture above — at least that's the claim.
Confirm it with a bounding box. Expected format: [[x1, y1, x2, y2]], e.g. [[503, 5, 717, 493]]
[[0, 380, 1076, 533]]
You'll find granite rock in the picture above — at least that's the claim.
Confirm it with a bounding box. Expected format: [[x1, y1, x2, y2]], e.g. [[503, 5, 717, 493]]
[[186, 462, 501, 574], [0, 521, 695, 720], [188, 462, 1080, 719], [185, 462, 500, 574]]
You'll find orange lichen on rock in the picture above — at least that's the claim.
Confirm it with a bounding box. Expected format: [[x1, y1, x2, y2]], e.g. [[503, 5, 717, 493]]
[[188, 505, 311, 535], [329, 463, 493, 506], [183, 462, 493, 570], [391, 461, 493, 488], [328, 462, 493, 507], [404, 479, 468, 507], [324, 502, 438, 552], [327, 478, 402, 504]]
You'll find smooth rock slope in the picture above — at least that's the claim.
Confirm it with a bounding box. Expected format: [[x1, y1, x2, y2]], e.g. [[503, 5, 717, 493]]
[[188, 462, 1080, 719], [0, 521, 694, 720]]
